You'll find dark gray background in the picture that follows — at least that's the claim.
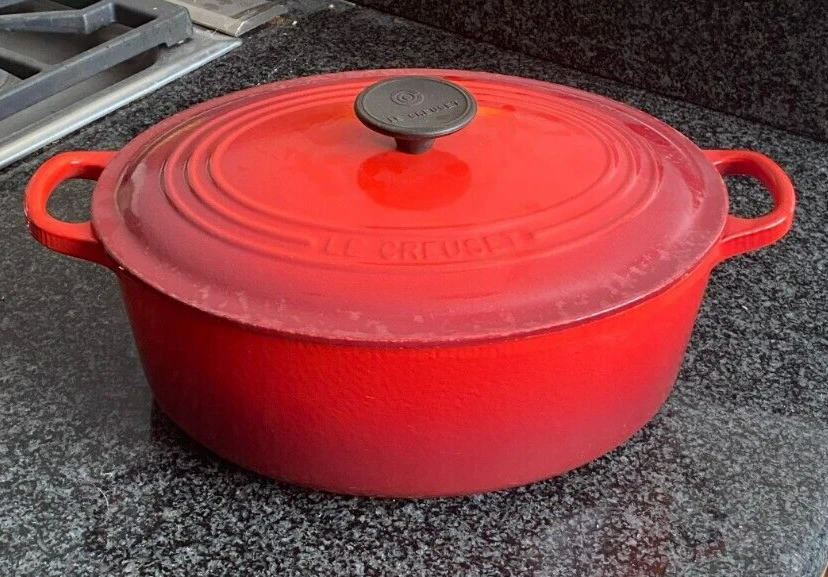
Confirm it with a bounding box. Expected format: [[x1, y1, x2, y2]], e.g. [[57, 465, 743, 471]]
[[353, 0, 828, 141]]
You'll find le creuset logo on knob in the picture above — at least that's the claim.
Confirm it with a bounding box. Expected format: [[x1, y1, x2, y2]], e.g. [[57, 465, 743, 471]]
[[356, 76, 478, 153], [386, 100, 462, 125], [390, 89, 425, 106]]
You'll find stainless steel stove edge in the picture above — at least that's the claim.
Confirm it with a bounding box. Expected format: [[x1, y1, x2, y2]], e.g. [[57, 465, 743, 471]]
[[0, 26, 240, 171]]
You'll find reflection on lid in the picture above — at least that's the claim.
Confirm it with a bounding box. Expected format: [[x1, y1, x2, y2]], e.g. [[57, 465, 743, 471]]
[[358, 149, 471, 211]]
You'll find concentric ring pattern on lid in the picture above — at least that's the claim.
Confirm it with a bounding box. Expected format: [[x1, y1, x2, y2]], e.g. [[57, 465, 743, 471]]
[[92, 69, 728, 343]]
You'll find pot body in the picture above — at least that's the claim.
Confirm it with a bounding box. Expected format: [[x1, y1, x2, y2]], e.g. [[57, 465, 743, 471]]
[[117, 261, 711, 497], [24, 121, 795, 496]]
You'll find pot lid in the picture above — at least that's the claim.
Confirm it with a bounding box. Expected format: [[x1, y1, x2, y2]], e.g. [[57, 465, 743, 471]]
[[92, 69, 728, 343]]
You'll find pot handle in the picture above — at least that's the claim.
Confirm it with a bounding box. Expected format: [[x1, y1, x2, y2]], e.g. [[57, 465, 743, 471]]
[[24, 151, 117, 269], [704, 149, 795, 262]]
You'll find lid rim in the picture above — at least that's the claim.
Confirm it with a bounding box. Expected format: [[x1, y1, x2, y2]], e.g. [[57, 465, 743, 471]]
[[106, 248, 714, 347]]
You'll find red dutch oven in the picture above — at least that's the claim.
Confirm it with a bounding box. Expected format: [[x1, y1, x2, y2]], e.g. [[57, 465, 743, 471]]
[[24, 70, 795, 497]]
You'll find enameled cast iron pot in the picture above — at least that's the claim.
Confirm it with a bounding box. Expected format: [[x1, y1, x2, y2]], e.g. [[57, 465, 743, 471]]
[[24, 70, 795, 497]]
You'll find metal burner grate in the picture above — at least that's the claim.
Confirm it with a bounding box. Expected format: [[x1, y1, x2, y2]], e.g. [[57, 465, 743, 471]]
[[0, 0, 240, 169], [0, 0, 192, 121]]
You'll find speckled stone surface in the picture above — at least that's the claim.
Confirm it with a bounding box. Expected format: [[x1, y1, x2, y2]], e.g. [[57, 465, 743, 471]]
[[353, 0, 828, 142], [1, 4, 826, 576]]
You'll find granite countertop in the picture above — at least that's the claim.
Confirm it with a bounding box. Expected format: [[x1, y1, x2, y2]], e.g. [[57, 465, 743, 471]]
[[1, 3, 826, 576]]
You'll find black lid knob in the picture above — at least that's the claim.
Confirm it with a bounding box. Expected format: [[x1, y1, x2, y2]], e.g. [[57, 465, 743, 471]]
[[354, 76, 477, 154]]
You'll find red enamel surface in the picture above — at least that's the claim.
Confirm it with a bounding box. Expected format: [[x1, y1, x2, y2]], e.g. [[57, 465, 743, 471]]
[[118, 257, 711, 497], [91, 69, 728, 342]]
